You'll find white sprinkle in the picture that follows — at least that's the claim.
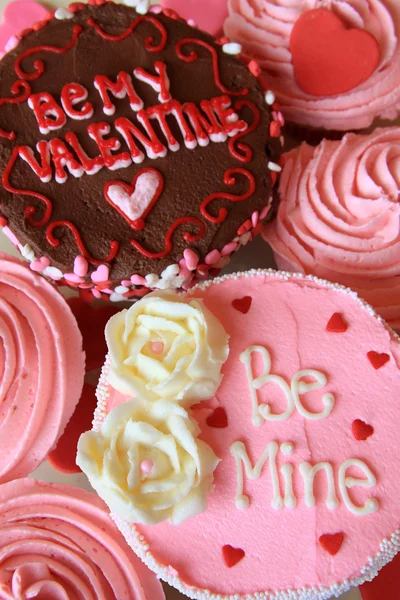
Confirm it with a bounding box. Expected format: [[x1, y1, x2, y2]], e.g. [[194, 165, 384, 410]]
[[136, 0, 149, 14], [222, 42, 242, 56], [54, 7, 73, 19], [267, 161, 282, 172], [44, 266, 64, 281], [18, 243, 35, 262], [110, 292, 126, 303], [114, 285, 129, 295], [265, 90, 276, 105]]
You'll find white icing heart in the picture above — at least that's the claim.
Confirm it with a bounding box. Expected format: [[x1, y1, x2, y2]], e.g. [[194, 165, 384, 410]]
[[107, 172, 160, 223]]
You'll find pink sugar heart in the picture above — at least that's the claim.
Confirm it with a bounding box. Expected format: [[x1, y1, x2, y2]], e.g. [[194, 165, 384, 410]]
[[104, 169, 163, 231], [0, 0, 49, 53], [30, 256, 50, 272], [74, 255, 88, 277], [183, 248, 199, 271], [91, 264, 110, 283]]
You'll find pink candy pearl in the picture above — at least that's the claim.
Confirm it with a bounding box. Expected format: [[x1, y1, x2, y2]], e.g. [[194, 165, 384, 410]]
[[140, 460, 154, 474]]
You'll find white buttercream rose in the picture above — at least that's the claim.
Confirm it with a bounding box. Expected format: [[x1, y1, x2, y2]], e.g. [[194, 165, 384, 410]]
[[105, 290, 229, 405], [77, 399, 220, 525]]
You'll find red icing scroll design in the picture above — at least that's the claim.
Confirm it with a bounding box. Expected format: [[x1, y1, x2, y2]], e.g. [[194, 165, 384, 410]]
[[14, 25, 83, 81], [130, 216, 206, 259], [176, 38, 249, 97], [104, 168, 164, 231], [0, 80, 31, 140], [200, 168, 255, 224], [86, 15, 167, 51], [46, 220, 119, 265], [2, 146, 53, 227], [228, 100, 260, 163]]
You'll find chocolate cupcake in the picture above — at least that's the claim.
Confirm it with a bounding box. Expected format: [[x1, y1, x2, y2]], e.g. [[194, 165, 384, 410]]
[[0, 1, 281, 300]]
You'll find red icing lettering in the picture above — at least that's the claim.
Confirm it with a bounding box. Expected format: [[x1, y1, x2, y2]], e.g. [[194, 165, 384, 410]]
[[147, 100, 196, 150], [61, 83, 93, 120], [28, 92, 67, 135], [48, 138, 84, 183], [114, 114, 167, 163], [94, 72, 143, 116], [17, 142, 52, 182], [210, 95, 247, 137], [87, 122, 131, 170], [184, 100, 226, 145], [134, 61, 171, 103], [64, 132, 104, 175]]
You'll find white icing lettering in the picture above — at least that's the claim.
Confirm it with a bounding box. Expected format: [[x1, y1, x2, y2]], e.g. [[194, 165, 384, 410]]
[[338, 459, 379, 516], [299, 462, 339, 510], [291, 370, 335, 420], [281, 463, 296, 509]]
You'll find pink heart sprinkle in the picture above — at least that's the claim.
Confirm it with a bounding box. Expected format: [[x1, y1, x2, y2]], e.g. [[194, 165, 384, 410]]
[[183, 248, 199, 271], [91, 264, 110, 283], [30, 256, 50, 272], [74, 255, 88, 277], [131, 274, 147, 286], [92, 289, 102, 299], [205, 249, 221, 265], [221, 242, 238, 256], [64, 273, 84, 284]]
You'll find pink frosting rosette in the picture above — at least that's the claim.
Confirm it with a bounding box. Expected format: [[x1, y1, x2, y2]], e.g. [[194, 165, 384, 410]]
[[224, 0, 400, 130], [263, 127, 400, 328], [0, 253, 85, 483], [0, 478, 165, 600]]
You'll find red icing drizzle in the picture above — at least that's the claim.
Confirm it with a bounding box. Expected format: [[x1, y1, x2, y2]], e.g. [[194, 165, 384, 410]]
[[86, 15, 167, 51], [2, 146, 53, 227], [201, 168, 255, 224], [228, 100, 260, 163], [46, 220, 119, 265], [0, 80, 31, 140], [14, 25, 83, 81], [176, 38, 249, 97], [130, 216, 206, 259]]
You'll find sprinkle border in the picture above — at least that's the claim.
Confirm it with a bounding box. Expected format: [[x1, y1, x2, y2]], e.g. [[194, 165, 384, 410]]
[[94, 268, 400, 600]]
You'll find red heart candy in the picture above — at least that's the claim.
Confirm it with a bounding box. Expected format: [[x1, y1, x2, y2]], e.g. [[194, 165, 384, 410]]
[[326, 312, 348, 333], [367, 351, 390, 370], [222, 545, 245, 568], [352, 419, 374, 441], [290, 8, 380, 96], [206, 407, 228, 428], [232, 296, 252, 314], [319, 533, 344, 556], [48, 383, 98, 474]]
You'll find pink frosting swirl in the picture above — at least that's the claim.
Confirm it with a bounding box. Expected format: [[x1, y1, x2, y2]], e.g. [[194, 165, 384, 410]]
[[224, 0, 400, 130], [263, 127, 400, 328], [0, 479, 165, 600], [0, 253, 85, 483]]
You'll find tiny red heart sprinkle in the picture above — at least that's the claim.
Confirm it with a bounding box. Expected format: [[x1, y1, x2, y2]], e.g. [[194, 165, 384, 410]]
[[232, 296, 252, 314], [367, 351, 390, 370], [222, 545, 245, 568], [319, 533, 344, 556], [352, 419, 374, 441], [48, 383, 98, 473], [290, 8, 380, 96], [206, 407, 228, 428], [326, 312, 348, 333]]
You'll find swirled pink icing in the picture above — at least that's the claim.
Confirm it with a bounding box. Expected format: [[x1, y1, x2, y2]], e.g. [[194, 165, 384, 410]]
[[263, 128, 400, 328], [224, 0, 400, 130], [0, 478, 165, 600], [0, 253, 85, 483]]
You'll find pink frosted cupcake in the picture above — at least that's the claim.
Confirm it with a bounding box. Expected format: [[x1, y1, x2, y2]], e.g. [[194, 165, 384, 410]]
[[263, 127, 400, 329], [224, 0, 400, 133], [0, 253, 85, 483], [78, 277, 400, 599], [0, 478, 165, 599]]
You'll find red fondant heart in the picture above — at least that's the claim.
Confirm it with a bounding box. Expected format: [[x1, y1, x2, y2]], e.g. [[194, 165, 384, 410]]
[[352, 419, 374, 441], [326, 312, 348, 333], [290, 8, 380, 96], [206, 407, 228, 428], [104, 167, 164, 231], [222, 545, 245, 568], [319, 533, 344, 556], [48, 383, 98, 473], [232, 296, 252, 314], [367, 351, 390, 370]]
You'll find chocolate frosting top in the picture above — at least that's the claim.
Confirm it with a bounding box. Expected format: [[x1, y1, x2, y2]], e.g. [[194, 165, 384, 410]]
[[0, 3, 279, 282]]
